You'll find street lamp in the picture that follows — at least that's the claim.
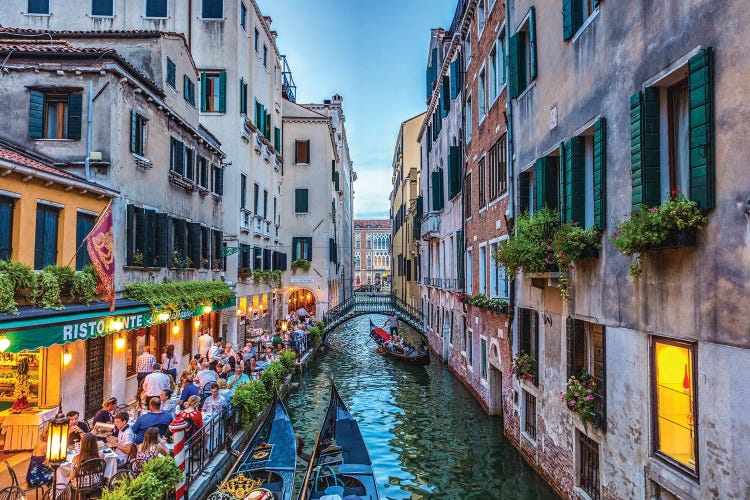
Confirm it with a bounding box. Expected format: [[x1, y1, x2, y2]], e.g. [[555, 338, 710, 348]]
[[46, 408, 70, 498]]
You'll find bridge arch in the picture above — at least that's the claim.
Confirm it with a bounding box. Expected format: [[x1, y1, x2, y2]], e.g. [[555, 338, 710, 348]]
[[322, 293, 424, 335]]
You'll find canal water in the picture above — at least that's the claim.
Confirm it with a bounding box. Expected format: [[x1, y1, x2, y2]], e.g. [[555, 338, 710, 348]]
[[286, 314, 558, 499]]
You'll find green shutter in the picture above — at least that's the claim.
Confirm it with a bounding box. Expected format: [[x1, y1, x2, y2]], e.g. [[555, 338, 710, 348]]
[[456, 230, 464, 288], [450, 59, 458, 99], [295, 189, 308, 213], [442, 76, 451, 115], [565, 137, 585, 224], [167, 58, 176, 87], [431, 170, 444, 211], [562, 0, 583, 41], [265, 112, 271, 138], [528, 6, 537, 80], [67, 93, 82, 140], [218, 71, 226, 113], [28, 90, 44, 138], [630, 90, 660, 211], [274, 127, 281, 151], [184, 74, 190, 101], [239, 78, 245, 114], [200, 72, 208, 112], [688, 47, 714, 210], [593, 117, 607, 229], [155, 212, 169, 267], [508, 33, 523, 99], [558, 142, 567, 219], [126, 204, 135, 265], [448, 145, 462, 198], [519, 171, 530, 213], [134, 208, 146, 260], [534, 158, 545, 210], [130, 110, 138, 153], [534, 157, 558, 210]]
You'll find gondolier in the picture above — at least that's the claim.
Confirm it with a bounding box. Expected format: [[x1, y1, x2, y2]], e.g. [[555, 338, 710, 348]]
[[384, 311, 399, 335]]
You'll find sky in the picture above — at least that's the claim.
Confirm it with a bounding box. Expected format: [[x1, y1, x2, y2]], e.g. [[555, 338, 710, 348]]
[[256, 0, 458, 219]]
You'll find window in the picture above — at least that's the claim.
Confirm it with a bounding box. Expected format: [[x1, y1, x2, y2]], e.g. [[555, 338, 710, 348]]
[[489, 241, 508, 298], [169, 137, 184, 176], [0, 196, 16, 261], [465, 248, 473, 294], [355, 234, 361, 248], [652, 338, 697, 474], [478, 68, 487, 121], [488, 135, 507, 200], [560, 117, 606, 229], [295, 140, 310, 164], [34, 203, 59, 269], [27, 0, 49, 14], [478, 156, 486, 207], [666, 80, 690, 200], [166, 58, 176, 88], [254, 28, 260, 52], [91, 0, 113, 16], [211, 164, 223, 195], [253, 183, 259, 213], [478, 245, 487, 295], [465, 95, 472, 142], [465, 31, 472, 68], [240, 3, 247, 30], [563, 0, 597, 41], [488, 48, 497, 104], [366, 234, 372, 249], [239, 78, 248, 114], [263, 189, 268, 218], [467, 330, 473, 364], [28, 91, 82, 140], [509, 8, 537, 99], [185, 147, 195, 181], [145, 0, 167, 18], [496, 34, 507, 92], [240, 174, 247, 209], [578, 432, 600, 500], [130, 111, 147, 157], [477, 0, 486, 34], [75, 212, 96, 270], [518, 308, 539, 384], [480, 337, 488, 379], [292, 237, 312, 260], [198, 156, 209, 188], [263, 45, 268, 68], [184, 75, 196, 106], [200, 71, 226, 113], [523, 391, 537, 439], [567, 318, 606, 427], [295, 189, 309, 213], [366, 253, 372, 269], [464, 172, 472, 219], [202, 0, 223, 18]]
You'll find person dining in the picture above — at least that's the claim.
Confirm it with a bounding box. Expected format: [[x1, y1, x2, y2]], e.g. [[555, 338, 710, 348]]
[[196, 360, 218, 387], [161, 344, 179, 381], [131, 398, 173, 444], [202, 383, 227, 413], [135, 427, 170, 462], [177, 395, 204, 431], [227, 364, 250, 390], [67, 410, 91, 444], [141, 363, 172, 405], [26, 425, 52, 489], [93, 397, 117, 424], [178, 375, 200, 406], [160, 389, 176, 417], [181, 358, 200, 382], [69, 433, 99, 482], [106, 412, 135, 465]]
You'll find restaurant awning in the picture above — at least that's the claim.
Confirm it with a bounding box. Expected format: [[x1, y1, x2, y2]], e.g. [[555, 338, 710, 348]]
[[0, 298, 236, 353]]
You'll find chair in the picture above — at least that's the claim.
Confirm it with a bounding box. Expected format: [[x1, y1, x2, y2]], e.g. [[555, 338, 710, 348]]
[[107, 468, 134, 489], [200, 383, 213, 403], [3, 460, 19, 487], [0, 486, 25, 500], [41, 484, 72, 500], [70, 458, 105, 500]]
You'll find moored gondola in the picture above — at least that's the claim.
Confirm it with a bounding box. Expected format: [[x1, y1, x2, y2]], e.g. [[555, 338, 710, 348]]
[[297, 383, 379, 500], [209, 393, 296, 500], [369, 321, 429, 365]]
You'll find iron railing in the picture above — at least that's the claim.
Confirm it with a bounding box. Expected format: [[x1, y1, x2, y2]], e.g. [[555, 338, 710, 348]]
[[183, 405, 238, 494], [322, 292, 424, 334], [422, 277, 460, 290], [420, 212, 441, 240]]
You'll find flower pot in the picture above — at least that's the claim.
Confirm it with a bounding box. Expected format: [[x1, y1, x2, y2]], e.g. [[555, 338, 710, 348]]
[[667, 227, 697, 248], [580, 245, 599, 260]]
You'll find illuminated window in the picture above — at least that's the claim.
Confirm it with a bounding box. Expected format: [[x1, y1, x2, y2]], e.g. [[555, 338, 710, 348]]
[[652, 338, 697, 474]]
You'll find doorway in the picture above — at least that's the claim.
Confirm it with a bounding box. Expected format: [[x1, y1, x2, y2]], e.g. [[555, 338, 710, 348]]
[[288, 289, 316, 316], [84, 336, 106, 419], [488, 365, 503, 416]]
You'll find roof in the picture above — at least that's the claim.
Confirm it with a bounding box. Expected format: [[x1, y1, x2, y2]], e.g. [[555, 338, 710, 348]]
[[0, 26, 187, 44], [354, 219, 391, 229]]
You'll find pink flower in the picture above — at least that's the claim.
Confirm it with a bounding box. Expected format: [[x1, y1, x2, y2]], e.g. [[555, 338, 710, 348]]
[[568, 401, 575, 407], [587, 388, 593, 394], [544, 257, 551, 264], [584, 395, 594, 402], [569, 264, 575, 270], [650, 208, 658, 213], [574, 392, 580, 398], [547, 246, 553, 251]]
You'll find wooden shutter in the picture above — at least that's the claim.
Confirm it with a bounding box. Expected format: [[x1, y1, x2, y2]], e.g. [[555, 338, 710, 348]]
[[630, 89, 660, 211], [532, 310, 540, 385], [431, 170, 444, 211], [274, 127, 281, 151], [130, 110, 138, 153], [134, 207, 146, 263], [519, 308, 530, 354], [188, 222, 201, 267], [216, 167, 224, 196], [0, 196, 15, 260], [200, 72, 208, 112], [688, 47, 715, 210], [305, 237, 313, 260], [174, 218, 187, 256], [184, 75, 190, 102], [528, 7, 537, 80], [295, 189, 308, 213], [218, 71, 226, 113], [442, 76, 451, 115], [448, 145, 462, 198], [594, 325, 606, 428], [144, 209, 156, 267], [75, 213, 94, 271], [126, 204, 135, 265], [450, 59, 458, 99], [534, 156, 558, 210], [565, 137, 586, 223], [566, 317, 575, 379], [456, 230, 464, 289], [508, 33, 523, 99], [630, 91, 645, 210], [28, 90, 44, 138], [67, 93, 83, 140], [593, 117, 607, 229], [426, 66, 433, 101], [558, 142, 567, 219], [562, 0, 583, 41], [155, 212, 169, 267], [167, 58, 175, 87], [518, 170, 530, 213]]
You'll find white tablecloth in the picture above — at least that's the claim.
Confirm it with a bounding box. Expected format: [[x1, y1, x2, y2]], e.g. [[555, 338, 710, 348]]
[[1, 408, 57, 451], [55, 449, 118, 485]]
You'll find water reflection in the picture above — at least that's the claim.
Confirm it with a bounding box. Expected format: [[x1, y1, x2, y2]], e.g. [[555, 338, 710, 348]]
[[286, 314, 558, 499]]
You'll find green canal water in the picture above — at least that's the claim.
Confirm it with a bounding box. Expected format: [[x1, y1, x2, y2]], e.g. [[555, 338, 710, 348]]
[[286, 314, 559, 499]]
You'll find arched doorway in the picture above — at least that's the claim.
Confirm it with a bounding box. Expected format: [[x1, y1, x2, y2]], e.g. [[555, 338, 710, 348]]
[[288, 289, 316, 315]]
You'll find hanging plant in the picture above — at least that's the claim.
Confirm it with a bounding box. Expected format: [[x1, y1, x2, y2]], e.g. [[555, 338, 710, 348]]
[[270, 270, 282, 288], [0, 272, 18, 314], [291, 259, 311, 272], [494, 208, 560, 276], [30, 270, 63, 310], [0, 260, 35, 294], [72, 271, 98, 304], [42, 265, 75, 298], [123, 281, 234, 312], [513, 351, 535, 379], [551, 223, 602, 301], [563, 370, 597, 424]]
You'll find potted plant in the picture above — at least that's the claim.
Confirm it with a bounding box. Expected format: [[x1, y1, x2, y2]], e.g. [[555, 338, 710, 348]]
[[291, 258, 311, 273], [171, 251, 192, 269], [513, 351, 535, 381], [563, 370, 597, 425], [238, 268, 253, 280], [494, 208, 560, 276], [72, 270, 98, 304], [0, 272, 17, 314], [30, 269, 63, 310], [611, 197, 707, 278], [551, 222, 602, 301], [132, 249, 144, 267], [0, 260, 35, 304], [200, 257, 209, 270], [42, 265, 75, 299]]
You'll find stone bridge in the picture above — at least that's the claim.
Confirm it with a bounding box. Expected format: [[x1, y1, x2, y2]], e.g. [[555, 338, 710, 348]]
[[322, 293, 424, 335]]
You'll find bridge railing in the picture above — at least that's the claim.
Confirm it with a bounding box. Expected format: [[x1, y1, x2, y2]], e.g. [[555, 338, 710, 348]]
[[322, 293, 423, 333]]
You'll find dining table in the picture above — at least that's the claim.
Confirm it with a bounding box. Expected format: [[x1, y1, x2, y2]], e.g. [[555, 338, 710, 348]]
[[0, 407, 57, 451], [55, 443, 118, 485]]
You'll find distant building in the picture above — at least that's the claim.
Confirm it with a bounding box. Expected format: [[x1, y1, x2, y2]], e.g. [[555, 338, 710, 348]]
[[353, 220, 391, 290]]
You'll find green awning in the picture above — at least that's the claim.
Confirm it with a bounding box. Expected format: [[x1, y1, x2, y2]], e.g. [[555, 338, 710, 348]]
[[0, 299, 235, 353]]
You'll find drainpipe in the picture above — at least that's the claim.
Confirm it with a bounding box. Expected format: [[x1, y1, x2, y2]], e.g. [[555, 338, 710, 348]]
[[84, 80, 93, 180]]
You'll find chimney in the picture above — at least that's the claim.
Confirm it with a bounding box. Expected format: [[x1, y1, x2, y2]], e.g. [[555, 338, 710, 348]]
[[332, 94, 343, 105], [264, 16, 272, 26]]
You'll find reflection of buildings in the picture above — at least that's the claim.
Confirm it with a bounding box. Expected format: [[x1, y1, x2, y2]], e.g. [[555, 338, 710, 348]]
[[353, 220, 391, 288]]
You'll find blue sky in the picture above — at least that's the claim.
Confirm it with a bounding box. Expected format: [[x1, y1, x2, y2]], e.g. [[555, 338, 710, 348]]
[[256, 0, 458, 219]]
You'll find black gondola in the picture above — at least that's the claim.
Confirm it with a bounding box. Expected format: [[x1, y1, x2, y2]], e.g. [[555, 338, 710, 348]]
[[297, 383, 379, 499], [209, 393, 296, 500], [369, 320, 429, 365]]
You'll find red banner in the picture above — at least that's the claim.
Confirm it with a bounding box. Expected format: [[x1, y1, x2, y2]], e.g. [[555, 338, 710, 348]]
[[86, 202, 116, 311]]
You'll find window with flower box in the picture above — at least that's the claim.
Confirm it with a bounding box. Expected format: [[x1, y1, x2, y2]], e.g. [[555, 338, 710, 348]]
[[566, 317, 606, 429]]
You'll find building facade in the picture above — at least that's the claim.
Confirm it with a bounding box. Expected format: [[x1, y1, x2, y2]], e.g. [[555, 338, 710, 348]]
[[505, 0, 750, 498], [390, 112, 425, 309], [281, 95, 354, 318], [353, 220, 391, 290]]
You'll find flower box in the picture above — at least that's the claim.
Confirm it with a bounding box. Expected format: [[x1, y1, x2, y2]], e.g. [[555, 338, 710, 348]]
[[579, 245, 600, 260], [649, 227, 697, 251]]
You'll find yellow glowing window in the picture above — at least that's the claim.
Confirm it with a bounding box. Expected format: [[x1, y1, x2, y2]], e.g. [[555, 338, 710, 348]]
[[654, 340, 697, 472]]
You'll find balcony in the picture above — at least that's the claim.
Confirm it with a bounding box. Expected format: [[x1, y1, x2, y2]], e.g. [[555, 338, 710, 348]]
[[262, 220, 272, 239], [420, 212, 441, 240], [422, 277, 459, 290], [274, 224, 280, 243], [240, 209, 252, 233], [253, 217, 263, 237], [274, 156, 282, 173]]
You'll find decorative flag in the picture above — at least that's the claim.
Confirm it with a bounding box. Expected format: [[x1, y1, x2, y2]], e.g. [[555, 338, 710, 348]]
[[86, 201, 116, 311], [682, 363, 691, 392]]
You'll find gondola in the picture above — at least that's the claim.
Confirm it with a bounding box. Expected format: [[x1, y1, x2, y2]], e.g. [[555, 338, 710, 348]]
[[369, 320, 430, 365], [297, 383, 379, 499], [209, 393, 296, 500]]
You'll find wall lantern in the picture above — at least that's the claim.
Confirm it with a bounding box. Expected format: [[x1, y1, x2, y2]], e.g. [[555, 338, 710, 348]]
[[114, 334, 126, 350], [194, 319, 201, 329], [172, 324, 180, 335], [0, 336, 10, 352], [62, 348, 72, 366], [203, 305, 213, 314], [281, 320, 287, 333]]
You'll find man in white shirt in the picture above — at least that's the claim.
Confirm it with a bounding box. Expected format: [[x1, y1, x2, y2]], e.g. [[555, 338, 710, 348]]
[[197, 331, 214, 358], [208, 337, 225, 362], [106, 412, 134, 465], [195, 360, 218, 388], [141, 363, 171, 405], [202, 383, 227, 413]]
